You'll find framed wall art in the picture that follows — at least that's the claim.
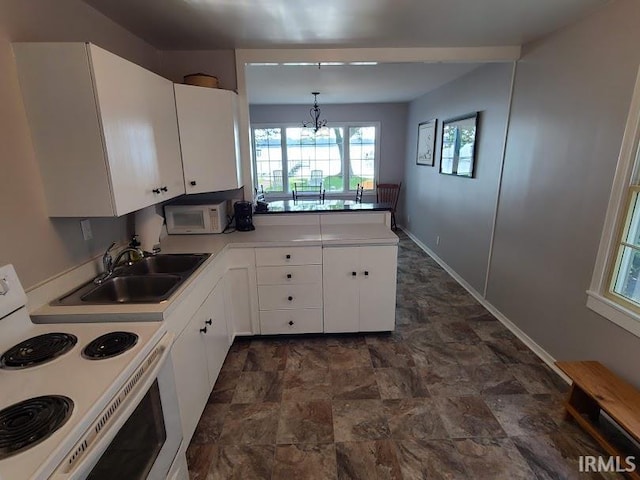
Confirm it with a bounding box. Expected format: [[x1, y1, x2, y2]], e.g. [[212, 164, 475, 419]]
[[440, 112, 478, 178], [416, 119, 437, 166]]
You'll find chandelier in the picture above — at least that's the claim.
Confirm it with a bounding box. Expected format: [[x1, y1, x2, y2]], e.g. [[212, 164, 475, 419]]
[[303, 92, 327, 133]]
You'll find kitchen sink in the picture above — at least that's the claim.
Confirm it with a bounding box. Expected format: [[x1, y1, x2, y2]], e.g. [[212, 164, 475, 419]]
[[53, 253, 211, 305], [124, 254, 208, 275], [81, 275, 182, 303]]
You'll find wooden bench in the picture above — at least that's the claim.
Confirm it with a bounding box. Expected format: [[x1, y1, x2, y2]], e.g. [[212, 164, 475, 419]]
[[556, 361, 640, 479]]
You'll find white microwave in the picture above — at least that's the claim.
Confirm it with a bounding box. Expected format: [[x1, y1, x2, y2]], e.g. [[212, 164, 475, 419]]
[[165, 201, 228, 234]]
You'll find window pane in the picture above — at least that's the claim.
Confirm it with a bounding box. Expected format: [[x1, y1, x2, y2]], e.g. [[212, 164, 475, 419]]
[[285, 127, 344, 193], [254, 128, 283, 192], [623, 190, 640, 247], [349, 126, 376, 190], [612, 245, 640, 305]]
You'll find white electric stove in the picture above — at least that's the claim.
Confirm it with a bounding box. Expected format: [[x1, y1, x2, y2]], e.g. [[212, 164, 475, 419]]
[[0, 265, 183, 480]]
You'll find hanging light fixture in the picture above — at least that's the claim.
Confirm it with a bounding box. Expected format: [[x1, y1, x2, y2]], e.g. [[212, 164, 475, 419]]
[[303, 91, 327, 133]]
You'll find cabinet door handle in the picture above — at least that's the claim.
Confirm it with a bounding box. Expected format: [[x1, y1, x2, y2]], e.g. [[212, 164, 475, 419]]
[[286, 273, 292, 279], [364, 271, 369, 276], [288, 296, 293, 301], [152, 188, 161, 194], [285, 254, 291, 259], [352, 271, 357, 276], [200, 326, 207, 334], [205, 319, 212, 325], [190, 180, 197, 186], [161, 186, 168, 192], [288, 320, 294, 326]]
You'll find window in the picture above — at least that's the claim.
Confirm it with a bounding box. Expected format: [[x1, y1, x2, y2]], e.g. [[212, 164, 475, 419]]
[[587, 66, 640, 338], [252, 124, 378, 195]]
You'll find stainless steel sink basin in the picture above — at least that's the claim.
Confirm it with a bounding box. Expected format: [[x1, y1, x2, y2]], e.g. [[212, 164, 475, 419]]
[[53, 253, 211, 305], [80, 275, 182, 303], [124, 254, 208, 275]]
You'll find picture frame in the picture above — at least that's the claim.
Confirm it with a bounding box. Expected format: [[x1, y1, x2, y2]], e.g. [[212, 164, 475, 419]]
[[416, 119, 437, 166], [439, 112, 478, 178]]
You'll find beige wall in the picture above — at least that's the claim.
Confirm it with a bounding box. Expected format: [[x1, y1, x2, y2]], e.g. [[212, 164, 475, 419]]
[[0, 0, 160, 289], [486, 0, 640, 384]]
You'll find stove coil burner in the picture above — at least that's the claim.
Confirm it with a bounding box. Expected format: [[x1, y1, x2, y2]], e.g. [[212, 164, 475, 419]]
[[0, 395, 73, 460], [83, 332, 138, 359], [0, 333, 77, 369]]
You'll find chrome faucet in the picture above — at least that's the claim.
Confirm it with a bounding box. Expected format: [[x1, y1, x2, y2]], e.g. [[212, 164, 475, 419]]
[[112, 247, 144, 269], [94, 242, 144, 285]]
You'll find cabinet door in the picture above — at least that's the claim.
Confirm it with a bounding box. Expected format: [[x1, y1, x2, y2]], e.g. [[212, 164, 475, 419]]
[[201, 283, 229, 389], [175, 85, 242, 194], [359, 245, 398, 332], [323, 247, 360, 333], [171, 313, 210, 444], [89, 45, 160, 215], [147, 73, 185, 202]]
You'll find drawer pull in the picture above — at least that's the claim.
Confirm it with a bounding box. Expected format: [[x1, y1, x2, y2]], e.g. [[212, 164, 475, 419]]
[[190, 180, 197, 186], [288, 296, 293, 301], [205, 319, 212, 325], [200, 326, 207, 334], [364, 271, 369, 276], [152, 188, 161, 194], [160, 186, 168, 192], [352, 271, 357, 276], [286, 273, 292, 279], [286, 254, 291, 259], [288, 320, 294, 326]]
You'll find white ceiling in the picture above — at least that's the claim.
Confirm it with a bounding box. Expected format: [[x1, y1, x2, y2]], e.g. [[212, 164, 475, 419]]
[[83, 0, 609, 105], [246, 62, 484, 104], [84, 0, 609, 50]]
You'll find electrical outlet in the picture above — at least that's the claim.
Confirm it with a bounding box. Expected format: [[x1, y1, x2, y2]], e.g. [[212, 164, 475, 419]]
[[80, 219, 93, 241], [436, 235, 440, 245]]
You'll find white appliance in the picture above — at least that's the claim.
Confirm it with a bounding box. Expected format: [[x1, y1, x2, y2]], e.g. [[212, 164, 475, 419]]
[[165, 201, 228, 234], [0, 265, 185, 480]]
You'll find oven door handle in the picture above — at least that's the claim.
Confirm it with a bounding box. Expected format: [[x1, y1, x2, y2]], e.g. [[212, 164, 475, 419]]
[[48, 334, 175, 480]]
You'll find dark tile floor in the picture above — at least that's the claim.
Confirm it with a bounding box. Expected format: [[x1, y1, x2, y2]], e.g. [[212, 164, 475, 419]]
[[186, 230, 623, 479]]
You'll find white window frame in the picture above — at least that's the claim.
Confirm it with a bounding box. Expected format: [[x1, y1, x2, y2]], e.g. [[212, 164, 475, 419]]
[[251, 122, 380, 197], [587, 65, 640, 339]]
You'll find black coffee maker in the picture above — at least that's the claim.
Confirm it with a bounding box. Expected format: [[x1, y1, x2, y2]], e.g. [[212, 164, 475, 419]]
[[234, 201, 255, 231]]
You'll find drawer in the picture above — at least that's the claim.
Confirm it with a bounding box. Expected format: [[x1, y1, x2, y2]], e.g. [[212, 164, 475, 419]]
[[255, 246, 322, 266], [257, 265, 322, 285], [260, 309, 323, 335], [258, 284, 322, 310]]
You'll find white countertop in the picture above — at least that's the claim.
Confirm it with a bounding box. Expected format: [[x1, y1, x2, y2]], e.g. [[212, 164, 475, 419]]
[[31, 223, 397, 322]]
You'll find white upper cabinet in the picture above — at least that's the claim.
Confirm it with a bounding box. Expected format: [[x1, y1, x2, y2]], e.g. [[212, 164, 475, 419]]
[[14, 43, 184, 217], [174, 84, 243, 194]]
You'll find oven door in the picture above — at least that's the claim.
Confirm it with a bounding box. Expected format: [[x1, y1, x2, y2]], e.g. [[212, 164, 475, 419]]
[[51, 335, 182, 480]]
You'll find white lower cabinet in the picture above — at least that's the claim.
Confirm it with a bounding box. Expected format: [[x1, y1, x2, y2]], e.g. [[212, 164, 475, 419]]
[[201, 282, 229, 389], [323, 245, 398, 333], [171, 309, 210, 445], [172, 280, 230, 445], [256, 246, 323, 334]]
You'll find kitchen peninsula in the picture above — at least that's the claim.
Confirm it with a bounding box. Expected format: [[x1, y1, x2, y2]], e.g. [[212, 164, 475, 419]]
[[255, 199, 391, 214]]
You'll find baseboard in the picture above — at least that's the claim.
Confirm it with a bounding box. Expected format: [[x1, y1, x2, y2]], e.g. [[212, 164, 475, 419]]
[[401, 228, 571, 384]]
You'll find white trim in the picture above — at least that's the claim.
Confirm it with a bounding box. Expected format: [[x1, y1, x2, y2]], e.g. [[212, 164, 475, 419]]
[[402, 227, 571, 384], [587, 65, 640, 335], [484, 62, 517, 297], [586, 291, 640, 339]]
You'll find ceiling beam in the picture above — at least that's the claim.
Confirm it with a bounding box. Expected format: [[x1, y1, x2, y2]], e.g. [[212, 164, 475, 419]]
[[236, 46, 521, 65]]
